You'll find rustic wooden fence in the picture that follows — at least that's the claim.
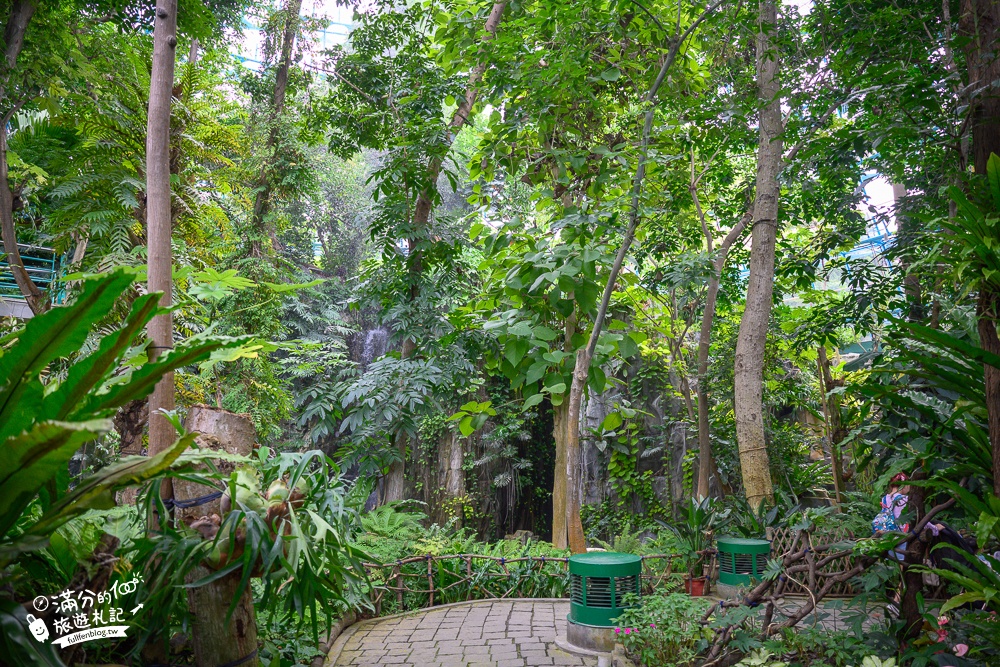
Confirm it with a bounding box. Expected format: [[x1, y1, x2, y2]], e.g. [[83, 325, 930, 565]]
[[766, 527, 860, 597], [360, 530, 883, 619], [361, 553, 687, 615]]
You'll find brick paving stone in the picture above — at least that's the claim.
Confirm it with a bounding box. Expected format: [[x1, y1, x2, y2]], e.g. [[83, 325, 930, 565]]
[[525, 658, 554, 666], [329, 600, 598, 666]]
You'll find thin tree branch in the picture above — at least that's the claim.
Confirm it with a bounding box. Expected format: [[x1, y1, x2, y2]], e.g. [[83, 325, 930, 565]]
[[585, 0, 727, 361]]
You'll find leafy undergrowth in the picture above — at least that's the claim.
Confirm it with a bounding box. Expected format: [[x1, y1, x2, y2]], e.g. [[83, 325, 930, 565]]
[[355, 503, 573, 616]]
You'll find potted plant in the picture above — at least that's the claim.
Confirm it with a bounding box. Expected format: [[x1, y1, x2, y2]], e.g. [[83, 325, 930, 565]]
[[662, 497, 729, 596], [679, 537, 708, 596]]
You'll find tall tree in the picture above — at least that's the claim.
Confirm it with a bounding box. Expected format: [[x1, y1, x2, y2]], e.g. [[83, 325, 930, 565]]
[[694, 209, 749, 499], [146, 0, 179, 465], [382, 0, 507, 502], [0, 1, 44, 315], [733, 0, 781, 506], [560, 0, 724, 551], [249, 0, 303, 258], [960, 0, 1000, 495]]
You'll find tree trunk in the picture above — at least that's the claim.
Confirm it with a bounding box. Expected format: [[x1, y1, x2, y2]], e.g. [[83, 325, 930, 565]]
[[249, 0, 303, 257], [695, 212, 751, 499], [892, 182, 925, 321], [146, 0, 178, 478], [817, 346, 846, 505], [115, 399, 149, 456], [733, 0, 781, 507], [139, 11, 179, 661], [0, 1, 44, 314], [113, 399, 149, 506], [552, 0, 723, 537], [178, 406, 259, 667], [961, 0, 1000, 496], [187, 566, 259, 667], [899, 472, 927, 643], [551, 398, 569, 549], [563, 349, 589, 553], [979, 289, 1000, 497], [441, 430, 466, 526], [961, 0, 1000, 178], [382, 337, 415, 504]]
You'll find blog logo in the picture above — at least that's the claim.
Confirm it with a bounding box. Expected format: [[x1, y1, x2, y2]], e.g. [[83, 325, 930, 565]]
[[26, 575, 143, 648]]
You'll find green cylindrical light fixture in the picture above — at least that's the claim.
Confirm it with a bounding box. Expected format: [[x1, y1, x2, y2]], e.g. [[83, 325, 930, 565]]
[[568, 552, 642, 627]]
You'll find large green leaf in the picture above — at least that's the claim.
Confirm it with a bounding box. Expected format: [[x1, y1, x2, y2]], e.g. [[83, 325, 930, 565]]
[[988, 152, 1000, 211], [42, 292, 161, 422], [78, 335, 250, 416], [0, 600, 66, 667], [29, 432, 197, 539], [0, 271, 134, 442], [0, 420, 111, 539], [899, 319, 1000, 370]]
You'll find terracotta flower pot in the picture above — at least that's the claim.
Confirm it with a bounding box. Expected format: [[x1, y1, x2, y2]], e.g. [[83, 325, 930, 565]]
[[684, 575, 707, 596]]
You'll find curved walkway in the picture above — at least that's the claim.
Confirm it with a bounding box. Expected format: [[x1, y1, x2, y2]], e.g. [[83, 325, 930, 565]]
[[326, 599, 599, 667]]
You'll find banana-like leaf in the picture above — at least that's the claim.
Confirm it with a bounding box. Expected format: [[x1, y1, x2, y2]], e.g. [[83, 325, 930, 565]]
[[0, 420, 111, 538], [42, 292, 161, 422], [0, 271, 134, 441], [0, 600, 66, 667], [899, 319, 1000, 370], [28, 432, 197, 540], [78, 335, 251, 417]]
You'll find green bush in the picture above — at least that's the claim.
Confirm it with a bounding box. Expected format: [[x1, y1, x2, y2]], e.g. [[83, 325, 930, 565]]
[[612, 592, 713, 667], [760, 627, 877, 667], [354, 513, 571, 615]]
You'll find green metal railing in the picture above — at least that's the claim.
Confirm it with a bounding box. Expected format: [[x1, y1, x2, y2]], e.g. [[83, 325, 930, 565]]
[[0, 244, 59, 300]]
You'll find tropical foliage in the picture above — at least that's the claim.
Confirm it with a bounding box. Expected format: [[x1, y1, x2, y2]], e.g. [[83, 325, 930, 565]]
[[1, 0, 1000, 665]]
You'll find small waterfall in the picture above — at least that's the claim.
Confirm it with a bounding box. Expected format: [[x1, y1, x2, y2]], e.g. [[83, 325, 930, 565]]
[[361, 327, 389, 367]]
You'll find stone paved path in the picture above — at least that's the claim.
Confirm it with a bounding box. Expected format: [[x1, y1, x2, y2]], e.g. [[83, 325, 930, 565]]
[[327, 599, 599, 667]]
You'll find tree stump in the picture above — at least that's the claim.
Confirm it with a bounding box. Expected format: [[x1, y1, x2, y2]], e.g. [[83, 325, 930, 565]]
[[187, 564, 259, 667], [173, 405, 256, 521], [175, 405, 259, 667]]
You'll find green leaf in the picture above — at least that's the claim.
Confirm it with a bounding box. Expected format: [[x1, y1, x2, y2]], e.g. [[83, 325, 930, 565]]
[[588, 366, 607, 394], [0, 420, 111, 539], [939, 591, 984, 614], [0, 600, 66, 667], [522, 393, 544, 411], [899, 319, 1000, 370], [79, 335, 250, 416], [618, 334, 639, 358], [0, 270, 134, 443], [29, 433, 196, 540], [602, 412, 623, 430], [260, 279, 324, 293], [459, 416, 475, 437], [508, 321, 534, 337], [978, 511, 1000, 546], [525, 362, 548, 386], [532, 325, 558, 341], [505, 338, 530, 368], [988, 152, 1000, 211], [42, 293, 161, 423], [600, 67, 621, 81]]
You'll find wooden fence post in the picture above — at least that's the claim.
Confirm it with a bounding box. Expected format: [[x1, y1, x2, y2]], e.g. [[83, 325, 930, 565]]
[[427, 556, 435, 607]]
